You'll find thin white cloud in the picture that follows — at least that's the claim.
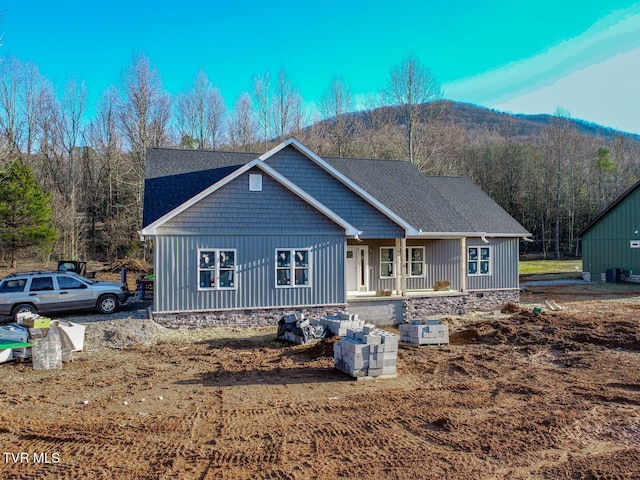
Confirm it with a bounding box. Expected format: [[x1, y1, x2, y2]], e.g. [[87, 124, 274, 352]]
[[445, 3, 640, 105], [491, 47, 640, 134]]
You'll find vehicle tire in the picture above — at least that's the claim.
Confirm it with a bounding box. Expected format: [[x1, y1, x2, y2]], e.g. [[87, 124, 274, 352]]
[[12, 303, 37, 321], [97, 294, 119, 314]]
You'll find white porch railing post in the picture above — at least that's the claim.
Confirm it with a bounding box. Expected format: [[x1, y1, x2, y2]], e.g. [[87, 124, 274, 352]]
[[460, 237, 467, 292], [395, 238, 402, 295], [400, 237, 407, 295]]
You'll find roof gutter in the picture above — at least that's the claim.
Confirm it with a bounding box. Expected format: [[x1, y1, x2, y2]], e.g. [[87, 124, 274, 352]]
[[408, 231, 532, 240], [409, 231, 487, 239]]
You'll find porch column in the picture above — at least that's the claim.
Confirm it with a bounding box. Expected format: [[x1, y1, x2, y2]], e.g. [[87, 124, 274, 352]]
[[460, 237, 467, 292], [395, 238, 402, 295], [400, 237, 407, 295]]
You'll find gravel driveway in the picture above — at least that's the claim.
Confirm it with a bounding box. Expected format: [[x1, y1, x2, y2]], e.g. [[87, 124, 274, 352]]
[[0, 298, 152, 325]]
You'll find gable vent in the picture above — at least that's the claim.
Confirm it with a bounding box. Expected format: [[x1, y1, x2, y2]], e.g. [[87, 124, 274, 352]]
[[249, 174, 263, 192]]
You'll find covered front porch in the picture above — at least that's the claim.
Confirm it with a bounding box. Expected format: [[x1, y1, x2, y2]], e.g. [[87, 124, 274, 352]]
[[344, 236, 520, 324], [345, 237, 472, 299]]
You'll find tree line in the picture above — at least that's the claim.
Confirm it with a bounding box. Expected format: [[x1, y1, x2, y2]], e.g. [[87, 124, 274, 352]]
[[0, 52, 638, 265]]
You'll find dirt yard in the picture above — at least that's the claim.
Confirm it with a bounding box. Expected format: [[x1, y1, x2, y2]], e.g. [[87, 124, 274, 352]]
[[2, 282, 640, 479]]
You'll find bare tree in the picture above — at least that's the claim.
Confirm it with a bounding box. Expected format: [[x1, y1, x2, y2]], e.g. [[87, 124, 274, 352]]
[[0, 58, 52, 161], [384, 54, 441, 164], [56, 77, 87, 259], [356, 94, 395, 158], [319, 77, 355, 156], [272, 68, 303, 142], [20, 61, 50, 156], [176, 69, 226, 150], [228, 93, 256, 151], [252, 71, 271, 151], [205, 85, 227, 149], [35, 87, 64, 191], [540, 109, 575, 259], [88, 86, 137, 258], [0, 56, 22, 156], [118, 54, 171, 222], [119, 53, 171, 154]]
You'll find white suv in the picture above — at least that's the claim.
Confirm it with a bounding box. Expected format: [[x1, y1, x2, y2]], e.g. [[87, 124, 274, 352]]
[[0, 271, 131, 320]]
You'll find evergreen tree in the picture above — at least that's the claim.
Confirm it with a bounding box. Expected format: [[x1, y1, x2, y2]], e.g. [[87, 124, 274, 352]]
[[0, 160, 57, 268]]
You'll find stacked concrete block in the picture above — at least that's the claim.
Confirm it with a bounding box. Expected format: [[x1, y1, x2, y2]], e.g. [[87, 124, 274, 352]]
[[282, 312, 305, 325], [399, 319, 449, 346], [334, 324, 398, 378], [278, 313, 328, 344], [311, 312, 364, 337]]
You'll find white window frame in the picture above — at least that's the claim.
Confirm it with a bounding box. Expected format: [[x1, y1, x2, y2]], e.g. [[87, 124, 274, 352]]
[[197, 248, 237, 291], [275, 248, 311, 288], [380, 247, 395, 278], [406, 246, 426, 278], [468, 246, 492, 276]]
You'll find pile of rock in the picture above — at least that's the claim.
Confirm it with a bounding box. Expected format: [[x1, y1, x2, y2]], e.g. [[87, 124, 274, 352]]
[[278, 311, 367, 345], [277, 313, 327, 345], [333, 324, 398, 378], [399, 319, 449, 346]]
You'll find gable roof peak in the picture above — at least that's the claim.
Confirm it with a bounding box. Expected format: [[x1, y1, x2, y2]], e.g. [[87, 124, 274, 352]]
[[258, 137, 310, 161], [259, 138, 418, 235]]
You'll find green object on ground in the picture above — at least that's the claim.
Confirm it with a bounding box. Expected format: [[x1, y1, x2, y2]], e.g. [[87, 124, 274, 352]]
[[0, 339, 32, 349]]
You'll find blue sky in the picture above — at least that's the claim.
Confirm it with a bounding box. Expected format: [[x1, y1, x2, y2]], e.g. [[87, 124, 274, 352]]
[[2, 1, 640, 133]]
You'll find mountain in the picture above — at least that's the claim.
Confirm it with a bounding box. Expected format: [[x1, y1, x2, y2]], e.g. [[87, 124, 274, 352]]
[[325, 100, 640, 144], [439, 101, 640, 141]]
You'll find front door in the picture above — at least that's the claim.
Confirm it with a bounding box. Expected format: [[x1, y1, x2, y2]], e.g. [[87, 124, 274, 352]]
[[346, 246, 369, 293]]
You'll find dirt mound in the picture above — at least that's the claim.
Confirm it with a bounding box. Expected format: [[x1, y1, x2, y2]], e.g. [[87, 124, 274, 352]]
[[291, 338, 338, 360], [452, 310, 640, 352], [100, 258, 152, 273], [4, 287, 640, 479], [86, 318, 172, 349], [500, 302, 520, 314]]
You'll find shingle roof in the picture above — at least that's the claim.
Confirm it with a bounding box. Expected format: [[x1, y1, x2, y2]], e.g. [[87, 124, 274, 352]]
[[143, 148, 258, 227], [143, 145, 529, 236], [325, 156, 529, 235]]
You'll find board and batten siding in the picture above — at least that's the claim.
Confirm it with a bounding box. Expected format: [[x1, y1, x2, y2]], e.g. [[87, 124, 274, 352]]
[[353, 239, 463, 292], [582, 188, 640, 279], [466, 237, 519, 290], [154, 234, 345, 313], [265, 146, 405, 239], [348, 237, 519, 292], [152, 166, 348, 312]]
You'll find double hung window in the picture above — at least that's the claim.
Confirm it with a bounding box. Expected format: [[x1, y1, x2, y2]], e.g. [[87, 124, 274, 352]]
[[380, 248, 395, 278], [379, 247, 425, 278], [276, 249, 310, 287], [407, 247, 425, 277], [198, 249, 236, 290], [468, 246, 491, 276]]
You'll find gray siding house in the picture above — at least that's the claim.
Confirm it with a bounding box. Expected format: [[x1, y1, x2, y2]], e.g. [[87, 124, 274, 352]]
[[141, 138, 530, 326]]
